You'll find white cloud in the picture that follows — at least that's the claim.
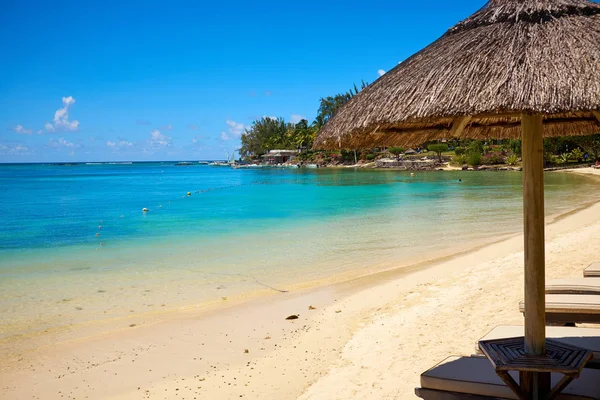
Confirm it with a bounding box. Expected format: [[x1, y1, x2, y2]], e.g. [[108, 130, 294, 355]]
[[161, 124, 173, 131], [220, 132, 230, 141], [378, 69, 386, 77], [106, 140, 133, 150], [225, 120, 246, 138], [0, 143, 30, 155], [187, 123, 199, 131], [290, 114, 305, 124], [36, 129, 43, 135], [13, 125, 32, 134], [61, 139, 75, 148], [49, 137, 77, 148], [149, 129, 171, 147], [45, 96, 80, 132]]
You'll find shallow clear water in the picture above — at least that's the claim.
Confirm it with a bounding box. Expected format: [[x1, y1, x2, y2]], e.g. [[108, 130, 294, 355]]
[[1, 163, 599, 341]]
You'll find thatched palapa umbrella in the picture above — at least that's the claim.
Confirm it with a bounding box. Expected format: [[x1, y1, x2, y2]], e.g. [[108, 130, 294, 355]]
[[314, 0, 600, 397]]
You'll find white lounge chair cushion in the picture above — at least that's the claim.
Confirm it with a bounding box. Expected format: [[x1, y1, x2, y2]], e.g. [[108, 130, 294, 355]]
[[547, 278, 600, 294], [584, 263, 600, 278], [421, 356, 600, 399], [519, 295, 600, 314], [476, 325, 600, 362]]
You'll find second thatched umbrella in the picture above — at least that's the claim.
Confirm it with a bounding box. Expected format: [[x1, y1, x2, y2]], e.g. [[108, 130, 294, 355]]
[[314, 0, 600, 397]]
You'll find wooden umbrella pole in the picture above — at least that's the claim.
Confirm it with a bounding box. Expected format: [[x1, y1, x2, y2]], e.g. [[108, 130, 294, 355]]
[[521, 113, 549, 398]]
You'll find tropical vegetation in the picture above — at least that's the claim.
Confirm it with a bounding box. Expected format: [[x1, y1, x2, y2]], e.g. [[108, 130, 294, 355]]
[[239, 82, 368, 160], [427, 144, 448, 163], [448, 136, 600, 169], [239, 81, 600, 168]]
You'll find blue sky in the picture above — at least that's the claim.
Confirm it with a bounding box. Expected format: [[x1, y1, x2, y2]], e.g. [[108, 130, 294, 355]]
[[0, 0, 483, 162]]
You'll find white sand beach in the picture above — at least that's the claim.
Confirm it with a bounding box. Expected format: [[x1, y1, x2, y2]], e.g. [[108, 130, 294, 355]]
[[2, 168, 600, 400]]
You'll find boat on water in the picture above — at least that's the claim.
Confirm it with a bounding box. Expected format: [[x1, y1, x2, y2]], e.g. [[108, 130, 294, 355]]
[[198, 161, 209, 165], [233, 163, 304, 169], [232, 163, 264, 169], [209, 150, 237, 167], [208, 161, 231, 167]]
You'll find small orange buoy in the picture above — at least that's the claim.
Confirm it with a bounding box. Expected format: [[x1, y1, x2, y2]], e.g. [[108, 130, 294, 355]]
[[95, 233, 100, 237]]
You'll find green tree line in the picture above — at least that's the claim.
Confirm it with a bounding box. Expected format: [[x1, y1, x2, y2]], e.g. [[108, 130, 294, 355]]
[[239, 82, 368, 159], [240, 81, 600, 163]]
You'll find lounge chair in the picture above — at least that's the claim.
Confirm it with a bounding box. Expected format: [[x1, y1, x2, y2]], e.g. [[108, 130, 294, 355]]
[[584, 263, 600, 278], [415, 356, 600, 399], [475, 325, 600, 368], [519, 295, 600, 325], [547, 278, 600, 295]]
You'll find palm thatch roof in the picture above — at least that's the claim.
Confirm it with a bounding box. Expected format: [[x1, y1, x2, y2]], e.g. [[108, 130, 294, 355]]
[[314, 0, 600, 150]]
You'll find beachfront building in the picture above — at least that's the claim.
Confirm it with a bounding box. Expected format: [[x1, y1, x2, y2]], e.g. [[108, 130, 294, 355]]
[[261, 149, 299, 164]]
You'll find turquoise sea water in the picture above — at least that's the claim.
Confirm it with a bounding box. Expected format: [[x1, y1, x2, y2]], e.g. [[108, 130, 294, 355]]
[[1, 163, 600, 345]]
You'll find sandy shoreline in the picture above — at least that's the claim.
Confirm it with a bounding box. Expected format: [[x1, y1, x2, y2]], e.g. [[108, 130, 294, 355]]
[[2, 168, 600, 400]]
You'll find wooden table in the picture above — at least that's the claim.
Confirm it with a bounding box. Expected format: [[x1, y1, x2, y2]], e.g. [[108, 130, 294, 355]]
[[478, 337, 592, 400]]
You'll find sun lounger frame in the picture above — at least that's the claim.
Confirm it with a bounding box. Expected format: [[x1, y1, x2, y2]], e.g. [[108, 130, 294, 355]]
[[519, 295, 600, 325], [546, 278, 600, 295], [584, 263, 600, 278], [415, 388, 502, 399], [545, 313, 600, 325], [416, 356, 600, 400]]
